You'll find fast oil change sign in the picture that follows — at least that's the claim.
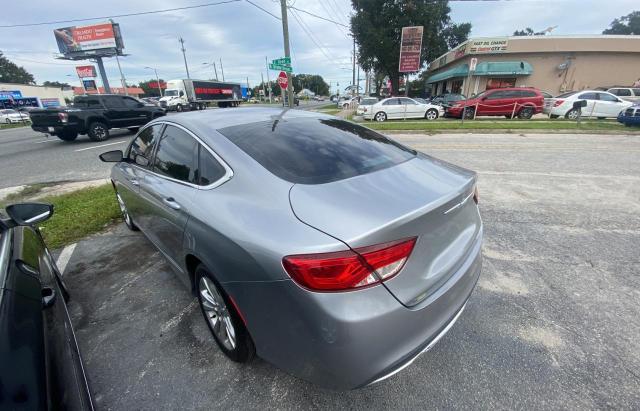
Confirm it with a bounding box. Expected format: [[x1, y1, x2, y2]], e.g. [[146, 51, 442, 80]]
[[469, 38, 509, 54]]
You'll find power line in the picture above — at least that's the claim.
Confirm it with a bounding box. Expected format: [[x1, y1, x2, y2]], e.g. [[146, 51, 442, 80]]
[[245, 0, 281, 20], [289, 9, 340, 66], [288, 6, 349, 28], [0, 0, 241, 28]]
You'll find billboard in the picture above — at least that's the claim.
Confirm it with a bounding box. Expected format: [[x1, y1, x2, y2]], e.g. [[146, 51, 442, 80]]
[[399, 26, 424, 73], [192, 81, 241, 101], [54, 22, 123, 57], [76, 65, 97, 78], [82, 79, 98, 92]]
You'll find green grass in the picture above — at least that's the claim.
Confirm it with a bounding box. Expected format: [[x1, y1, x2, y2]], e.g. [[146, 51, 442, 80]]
[[37, 184, 121, 249], [0, 122, 30, 130], [314, 103, 338, 111], [361, 118, 633, 132]]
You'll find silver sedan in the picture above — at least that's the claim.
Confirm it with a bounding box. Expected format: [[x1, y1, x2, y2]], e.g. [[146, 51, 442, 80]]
[[100, 107, 483, 389]]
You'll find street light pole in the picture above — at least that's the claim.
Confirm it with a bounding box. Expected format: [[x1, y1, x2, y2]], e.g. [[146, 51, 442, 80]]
[[219, 58, 225, 81], [145, 66, 162, 97], [265, 56, 272, 103], [280, 0, 294, 108], [115, 53, 128, 95]]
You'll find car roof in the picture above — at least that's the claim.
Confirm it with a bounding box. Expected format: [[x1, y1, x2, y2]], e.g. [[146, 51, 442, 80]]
[[154, 107, 334, 132]]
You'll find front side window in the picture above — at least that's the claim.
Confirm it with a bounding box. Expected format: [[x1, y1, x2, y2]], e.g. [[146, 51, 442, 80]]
[[485, 91, 508, 100], [152, 125, 198, 183], [127, 124, 163, 167], [219, 118, 416, 184], [598, 93, 619, 102], [399, 98, 417, 105], [123, 97, 142, 109], [632, 89, 640, 96], [383, 99, 399, 106], [103, 96, 125, 108]]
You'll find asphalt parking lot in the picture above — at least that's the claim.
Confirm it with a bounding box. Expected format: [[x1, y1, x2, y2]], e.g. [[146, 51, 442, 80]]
[[59, 132, 640, 409]]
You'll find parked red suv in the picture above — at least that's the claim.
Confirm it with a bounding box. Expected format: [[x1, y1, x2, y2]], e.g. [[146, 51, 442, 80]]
[[446, 87, 544, 119]]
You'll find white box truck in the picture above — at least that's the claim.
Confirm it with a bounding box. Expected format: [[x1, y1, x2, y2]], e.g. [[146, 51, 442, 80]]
[[159, 79, 243, 111]]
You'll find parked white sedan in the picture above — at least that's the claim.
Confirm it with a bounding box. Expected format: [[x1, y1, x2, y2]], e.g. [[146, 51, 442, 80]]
[[544, 90, 633, 119], [363, 97, 444, 121], [0, 109, 28, 124]]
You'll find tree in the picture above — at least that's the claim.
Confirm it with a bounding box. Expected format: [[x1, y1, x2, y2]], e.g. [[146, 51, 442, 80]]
[[513, 27, 547, 36], [138, 79, 166, 97], [42, 80, 70, 89], [0, 52, 35, 84], [351, 0, 471, 95], [291, 74, 330, 95], [603, 11, 640, 35]]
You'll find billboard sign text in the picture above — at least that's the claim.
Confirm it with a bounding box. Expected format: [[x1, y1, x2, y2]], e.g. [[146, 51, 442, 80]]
[[468, 38, 509, 54], [399, 26, 424, 73], [76, 65, 97, 78]]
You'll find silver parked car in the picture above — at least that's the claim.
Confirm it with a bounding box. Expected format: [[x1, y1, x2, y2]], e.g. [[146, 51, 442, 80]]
[[100, 108, 483, 389]]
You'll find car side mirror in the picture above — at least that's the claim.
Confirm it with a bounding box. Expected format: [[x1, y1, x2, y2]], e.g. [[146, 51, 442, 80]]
[[5, 203, 53, 226], [99, 150, 123, 163]]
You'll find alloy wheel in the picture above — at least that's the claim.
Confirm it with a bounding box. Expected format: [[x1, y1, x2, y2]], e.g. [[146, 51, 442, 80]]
[[375, 112, 387, 122], [93, 124, 107, 140], [425, 109, 438, 120], [116, 193, 132, 227], [199, 277, 237, 351], [566, 109, 579, 120]]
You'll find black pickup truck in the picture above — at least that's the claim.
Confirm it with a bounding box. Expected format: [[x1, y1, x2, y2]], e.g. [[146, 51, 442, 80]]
[[30, 94, 165, 142]]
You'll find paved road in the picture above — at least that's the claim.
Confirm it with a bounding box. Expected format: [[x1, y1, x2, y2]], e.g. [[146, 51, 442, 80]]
[[60, 133, 640, 409], [0, 101, 328, 190]]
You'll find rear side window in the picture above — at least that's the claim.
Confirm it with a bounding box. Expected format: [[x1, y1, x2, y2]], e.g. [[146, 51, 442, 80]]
[[577, 93, 598, 100], [152, 125, 198, 183], [219, 118, 416, 184], [127, 124, 163, 167], [383, 99, 399, 106], [197, 146, 226, 186], [632, 89, 640, 96], [74, 98, 102, 108]]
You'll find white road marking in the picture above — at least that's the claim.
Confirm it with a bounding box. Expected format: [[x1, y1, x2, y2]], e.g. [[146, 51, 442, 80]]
[[55, 243, 77, 276], [74, 141, 126, 152], [34, 139, 56, 144]]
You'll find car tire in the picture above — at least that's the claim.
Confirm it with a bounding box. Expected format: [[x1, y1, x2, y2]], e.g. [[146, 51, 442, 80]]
[[463, 107, 475, 119], [5, 119, 10, 124], [565, 109, 580, 120], [115, 191, 138, 231], [550, 114, 559, 119], [518, 107, 534, 119], [57, 130, 78, 141], [196, 264, 255, 363], [374, 112, 387, 122], [87, 121, 109, 141], [425, 108, 439, 121], [176, 104, 183, 112]]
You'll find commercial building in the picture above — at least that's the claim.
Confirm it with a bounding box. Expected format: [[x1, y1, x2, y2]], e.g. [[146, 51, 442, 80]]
[[72, 86, 145, 98], [426, 35, 640, 97], [0, 83, 68, 108]]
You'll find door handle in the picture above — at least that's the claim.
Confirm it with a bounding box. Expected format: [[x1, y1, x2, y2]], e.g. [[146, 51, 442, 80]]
[[163, 197, 181, 210], [42, 287, 56, 308], [129, 178, 139, 186]]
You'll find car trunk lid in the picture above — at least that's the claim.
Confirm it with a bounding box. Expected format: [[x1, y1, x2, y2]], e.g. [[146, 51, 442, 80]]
[[289, 155, 481, 306]]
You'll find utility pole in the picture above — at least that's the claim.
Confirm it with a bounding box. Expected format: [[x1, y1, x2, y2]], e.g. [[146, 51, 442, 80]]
[[219, 58, 225, 81], [261, 72, 267, 101], [179, 37, 190, 79], [145, 66, 163, 97], [279, 0, 295, 108], [357, 65, 360, 98], [352, 37, 356, 97], [213, 62, 218, 80], [265, 56, 272, 103], [114, 53, 128, 95]]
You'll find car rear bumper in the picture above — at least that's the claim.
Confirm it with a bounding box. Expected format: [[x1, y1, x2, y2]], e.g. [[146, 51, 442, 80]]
[[225, 228, 482, 389]]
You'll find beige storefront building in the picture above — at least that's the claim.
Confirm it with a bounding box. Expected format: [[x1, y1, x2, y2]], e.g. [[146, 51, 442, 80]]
[[426, 35, 640, 97]]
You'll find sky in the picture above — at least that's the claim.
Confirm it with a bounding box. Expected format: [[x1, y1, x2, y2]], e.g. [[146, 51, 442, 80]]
[[0, 0, 638, 94]]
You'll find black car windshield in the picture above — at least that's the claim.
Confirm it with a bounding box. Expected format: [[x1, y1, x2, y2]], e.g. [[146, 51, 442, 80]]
[[219, 118, 416, 184]]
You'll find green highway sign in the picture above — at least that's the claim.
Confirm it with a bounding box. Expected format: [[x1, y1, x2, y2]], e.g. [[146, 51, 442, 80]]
[[271, 57, 291, 65], [269, 63, 292, 73]]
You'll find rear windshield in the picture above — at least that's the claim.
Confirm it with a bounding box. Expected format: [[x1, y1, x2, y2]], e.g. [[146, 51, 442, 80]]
[[218, 118, 416, 184]]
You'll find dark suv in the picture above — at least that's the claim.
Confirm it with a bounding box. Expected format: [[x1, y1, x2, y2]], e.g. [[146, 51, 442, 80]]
[[30, 94, 165, 142], [446, 87, 544, 119]]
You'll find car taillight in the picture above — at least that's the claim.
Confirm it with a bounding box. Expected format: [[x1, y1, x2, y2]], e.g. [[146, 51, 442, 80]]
[[58, 112, 68, 123], [282, 238, 416, 291], [553, 100, 564, 107]]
